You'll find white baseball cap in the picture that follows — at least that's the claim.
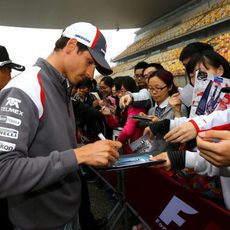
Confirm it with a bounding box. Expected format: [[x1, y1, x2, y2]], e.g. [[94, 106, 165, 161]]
[[62, 22, 112, 75]]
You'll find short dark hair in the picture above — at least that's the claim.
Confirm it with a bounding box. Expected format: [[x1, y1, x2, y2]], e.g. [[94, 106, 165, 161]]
[[54, 37, 88, 53], [122, 76, 138, 93], [186, 50, 230, 85], [179, 42, 214, 62], [143, 63, 164, 72], [113, 76, 127, 91], [202, 50, 230, 79], [100, 76, 114, 88], [76, 77, 93, 89], [134, 61, 148, 71], [186, 53, 202, 76], [148, 69, 178, 95]]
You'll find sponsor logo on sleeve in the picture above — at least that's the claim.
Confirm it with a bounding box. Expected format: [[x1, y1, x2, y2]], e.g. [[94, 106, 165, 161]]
[[0, 141, 16, 152], [5, 97, 21, 108], [1, 97, 23, 116], [1, 107, 23, 116], [0, 127, 19, 139], [0, 115, 21, 126]]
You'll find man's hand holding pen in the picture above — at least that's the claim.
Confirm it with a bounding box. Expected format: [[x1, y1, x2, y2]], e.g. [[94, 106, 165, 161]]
[[75, 133, 121, 166]]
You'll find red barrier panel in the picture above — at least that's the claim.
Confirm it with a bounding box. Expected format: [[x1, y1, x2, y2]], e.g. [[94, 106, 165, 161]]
[[100, 168, 230, 229]]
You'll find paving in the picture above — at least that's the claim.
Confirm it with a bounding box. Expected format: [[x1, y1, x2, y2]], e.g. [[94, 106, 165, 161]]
[[87, 173, 142, 230]]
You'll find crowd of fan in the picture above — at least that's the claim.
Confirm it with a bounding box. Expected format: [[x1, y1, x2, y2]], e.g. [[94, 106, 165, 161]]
[[0, 25, 229, 230], [72, 42, 230, 213]]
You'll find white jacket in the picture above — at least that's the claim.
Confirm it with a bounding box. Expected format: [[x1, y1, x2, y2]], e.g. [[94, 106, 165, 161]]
[[170, 109, 230, 132], [132, 88, 151, 101], [187, 109, 230, 210]]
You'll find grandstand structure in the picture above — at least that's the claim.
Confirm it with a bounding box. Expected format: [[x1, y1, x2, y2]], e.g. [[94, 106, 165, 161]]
[[108, 0, 230, 87]]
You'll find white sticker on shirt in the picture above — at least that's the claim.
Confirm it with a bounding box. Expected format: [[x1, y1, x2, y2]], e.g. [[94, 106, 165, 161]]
[[0, 115, 21, 126], [0, 141, 16, 152], [0, 127, 19, 139]]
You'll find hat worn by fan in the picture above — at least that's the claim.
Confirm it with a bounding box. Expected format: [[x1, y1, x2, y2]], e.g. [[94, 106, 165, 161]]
[[62, 22, 112, 75], [0, 45, 25, 71]]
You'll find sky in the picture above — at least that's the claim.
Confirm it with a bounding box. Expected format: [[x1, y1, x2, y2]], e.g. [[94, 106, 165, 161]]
[[0, 26, 138, 77]]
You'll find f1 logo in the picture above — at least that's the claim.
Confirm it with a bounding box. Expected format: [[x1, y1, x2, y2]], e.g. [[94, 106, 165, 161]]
[[159, 196, 198, 227]]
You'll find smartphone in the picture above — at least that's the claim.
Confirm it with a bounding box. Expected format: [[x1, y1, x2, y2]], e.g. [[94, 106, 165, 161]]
[[130, 115, 152, 122]]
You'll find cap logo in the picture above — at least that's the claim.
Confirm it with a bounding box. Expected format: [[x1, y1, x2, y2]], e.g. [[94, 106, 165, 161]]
[[101, 43, 106, 55], [101, 48, 106, 55], [75, 34, 90, 43]]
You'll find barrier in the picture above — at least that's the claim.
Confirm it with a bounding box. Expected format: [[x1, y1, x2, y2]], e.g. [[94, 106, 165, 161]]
[[100, 167, 230, 229]]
